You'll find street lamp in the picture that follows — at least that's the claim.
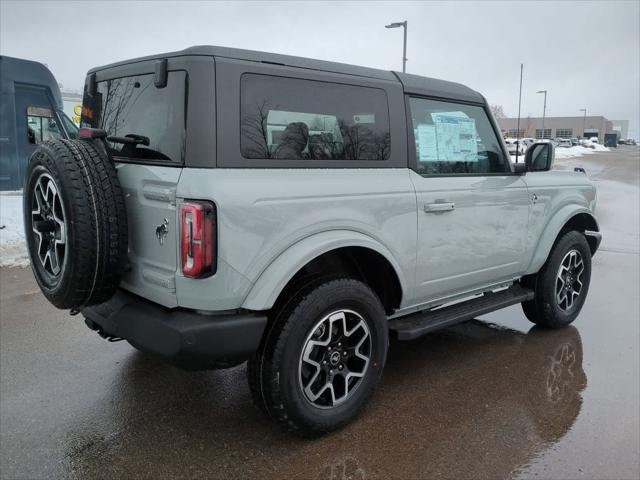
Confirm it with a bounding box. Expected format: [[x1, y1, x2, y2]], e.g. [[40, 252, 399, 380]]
[[385, 21, 407, 73], [579, 108, 587, 138], [536, 90, 547, 140]]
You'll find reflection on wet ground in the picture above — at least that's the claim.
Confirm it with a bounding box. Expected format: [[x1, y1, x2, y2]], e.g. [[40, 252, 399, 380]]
[[100, 323, 585, 479], [3, 260, 634, 480], [1, 147, 638, 479]]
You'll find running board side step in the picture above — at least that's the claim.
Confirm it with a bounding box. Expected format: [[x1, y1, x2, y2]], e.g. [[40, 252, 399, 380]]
[[389, 285, 534, 340]]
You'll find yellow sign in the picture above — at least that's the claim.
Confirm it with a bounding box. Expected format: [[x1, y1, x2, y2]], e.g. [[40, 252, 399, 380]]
[[73, 104, 82, 116]]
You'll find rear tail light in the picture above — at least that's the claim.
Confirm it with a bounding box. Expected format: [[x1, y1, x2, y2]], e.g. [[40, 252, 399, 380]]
[[180, 201, 216, 278], [78, 127, 107, 139]]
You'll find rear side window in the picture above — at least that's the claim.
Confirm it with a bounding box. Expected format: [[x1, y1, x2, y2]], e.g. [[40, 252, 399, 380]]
[[241, 74, 390, 161], [408, 97, 508, 175], [81, 71, 187, 164]]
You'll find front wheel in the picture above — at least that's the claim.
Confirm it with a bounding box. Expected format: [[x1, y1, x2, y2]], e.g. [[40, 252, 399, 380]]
[[248, 278, 388, 435], [522, 230, 592, 328]]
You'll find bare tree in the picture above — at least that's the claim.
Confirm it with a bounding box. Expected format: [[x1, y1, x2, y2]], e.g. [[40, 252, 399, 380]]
[[490, 104, 506, 119], [241, 100, 275, 158]]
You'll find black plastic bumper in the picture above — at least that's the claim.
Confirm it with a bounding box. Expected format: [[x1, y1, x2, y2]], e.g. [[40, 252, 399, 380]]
[[81, 290, 268, 370]]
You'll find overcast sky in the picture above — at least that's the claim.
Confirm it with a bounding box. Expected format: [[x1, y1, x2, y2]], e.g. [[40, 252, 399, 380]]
[[2, 0, 639, 137]]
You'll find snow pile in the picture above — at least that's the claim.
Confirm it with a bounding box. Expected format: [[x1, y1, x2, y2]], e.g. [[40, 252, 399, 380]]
[[554, 146, 597, 159], [0, 193, 29, 267], [554, 144, 609, 159], [591, 143, 610, 152], [512, 144, 610, 161]]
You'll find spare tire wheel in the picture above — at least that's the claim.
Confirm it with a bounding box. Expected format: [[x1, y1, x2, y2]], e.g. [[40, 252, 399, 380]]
[[23, 139, 128, 309]]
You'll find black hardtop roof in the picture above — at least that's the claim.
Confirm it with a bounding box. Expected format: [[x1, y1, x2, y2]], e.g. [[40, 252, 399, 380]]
[[88, 45, 484, 103], [0, 55, 63, 109]]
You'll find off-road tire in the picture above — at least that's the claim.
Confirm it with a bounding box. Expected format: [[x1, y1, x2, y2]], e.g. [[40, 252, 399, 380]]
[[522, 230, 592, 328], [247, 274, 337, 415], [23, 139, 128, 309], [248, 278, 388, 435]]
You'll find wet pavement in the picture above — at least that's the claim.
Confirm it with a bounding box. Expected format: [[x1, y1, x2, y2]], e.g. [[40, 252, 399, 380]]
[[1, 146, 639, 479]]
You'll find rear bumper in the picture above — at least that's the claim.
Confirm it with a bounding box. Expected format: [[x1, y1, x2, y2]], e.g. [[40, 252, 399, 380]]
[[81, 289, 268, 370]]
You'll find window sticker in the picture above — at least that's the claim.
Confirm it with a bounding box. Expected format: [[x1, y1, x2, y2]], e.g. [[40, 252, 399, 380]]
[[353, 114, 375, 124], [416, 124, 438, 162], [431, 112, 478, 162]]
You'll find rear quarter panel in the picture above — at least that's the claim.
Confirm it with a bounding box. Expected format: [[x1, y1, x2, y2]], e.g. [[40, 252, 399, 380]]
[[175, 168, 417, 311]]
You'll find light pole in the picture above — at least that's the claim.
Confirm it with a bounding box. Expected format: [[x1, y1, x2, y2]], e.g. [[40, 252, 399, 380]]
[[536, 90, 547, 140], [385, 21, 407, 73], [579, 108, 587, 138]]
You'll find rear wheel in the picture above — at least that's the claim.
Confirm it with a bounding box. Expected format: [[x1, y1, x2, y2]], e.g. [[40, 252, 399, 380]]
[[248, 278, 388, 435], [522, 230, 592, 328]]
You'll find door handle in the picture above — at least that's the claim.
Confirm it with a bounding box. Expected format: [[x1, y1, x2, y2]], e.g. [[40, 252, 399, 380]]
[[424, 201, 455, 213]]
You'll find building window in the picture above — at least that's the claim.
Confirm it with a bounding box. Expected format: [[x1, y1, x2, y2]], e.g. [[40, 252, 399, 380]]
[[555, 128, 573, 138], [583, 129, 599, 139], [241, 74, 390, 160], [535, 128, 552, 140], [507, 129, 524, 138]]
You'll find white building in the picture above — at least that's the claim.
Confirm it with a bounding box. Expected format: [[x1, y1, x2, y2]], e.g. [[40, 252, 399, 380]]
[[61, 89, 82, 125]]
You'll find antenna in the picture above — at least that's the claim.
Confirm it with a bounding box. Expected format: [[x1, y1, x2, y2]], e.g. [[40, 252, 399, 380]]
[[515, 63, 523, 163]]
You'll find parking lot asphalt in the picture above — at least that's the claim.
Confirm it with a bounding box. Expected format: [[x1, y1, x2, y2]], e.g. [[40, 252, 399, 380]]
[[1, 146, 638, 480]]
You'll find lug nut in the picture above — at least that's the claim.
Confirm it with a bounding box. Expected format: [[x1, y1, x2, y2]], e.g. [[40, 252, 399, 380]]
[[339, 365, 343, 370]]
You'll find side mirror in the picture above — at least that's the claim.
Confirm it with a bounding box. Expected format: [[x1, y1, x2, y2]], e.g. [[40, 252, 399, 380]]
[[525, 141, 555, 172]]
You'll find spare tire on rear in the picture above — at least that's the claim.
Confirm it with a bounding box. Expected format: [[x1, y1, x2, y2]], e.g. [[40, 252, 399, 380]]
[[23, 139, 128, 309]]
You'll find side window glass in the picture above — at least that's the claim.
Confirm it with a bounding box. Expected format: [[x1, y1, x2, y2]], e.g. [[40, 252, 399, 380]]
[[27, 106, 63, 144], [408, 97, 507, 174], [241, 74, 390, 161]]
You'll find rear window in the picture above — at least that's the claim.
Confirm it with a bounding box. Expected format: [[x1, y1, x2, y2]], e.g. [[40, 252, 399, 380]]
[[240, 74, 390, 161], [81, 71, 187, 164]]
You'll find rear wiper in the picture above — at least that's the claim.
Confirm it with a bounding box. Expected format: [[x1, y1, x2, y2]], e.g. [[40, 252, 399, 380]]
[[106, 133, 150, 146]]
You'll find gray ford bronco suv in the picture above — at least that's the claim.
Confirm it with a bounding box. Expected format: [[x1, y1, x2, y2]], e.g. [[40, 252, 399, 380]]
[[24, 46, 601, 435]]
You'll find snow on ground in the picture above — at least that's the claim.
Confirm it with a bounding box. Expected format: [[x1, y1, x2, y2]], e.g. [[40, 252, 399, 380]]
[[554, 143, 609, 159], [554, 146, 597, 159], [512, 144, 609, 161], [0, 192, 29, 267]]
